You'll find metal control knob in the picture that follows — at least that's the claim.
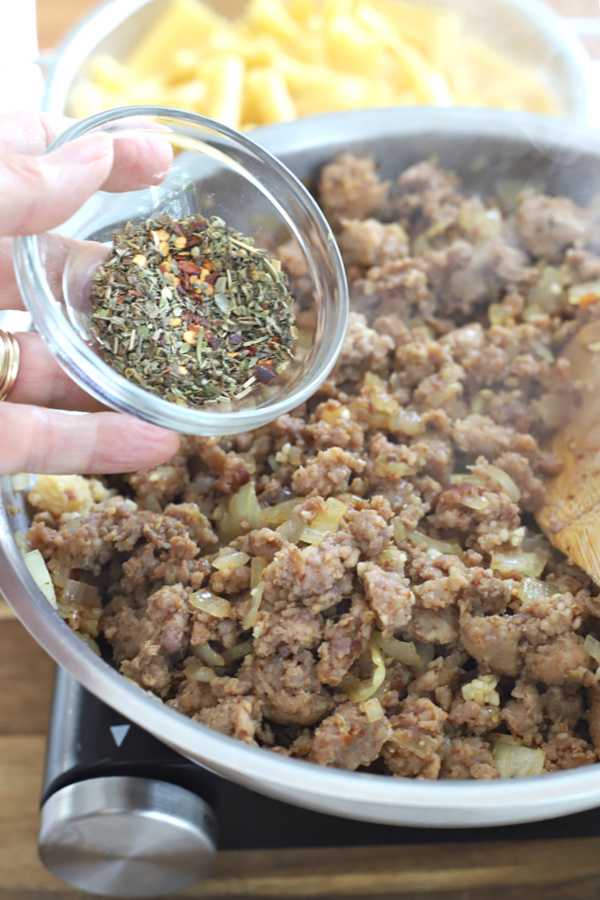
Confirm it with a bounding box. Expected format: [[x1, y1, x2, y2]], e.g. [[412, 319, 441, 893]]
[[38, 775, 217, 898]]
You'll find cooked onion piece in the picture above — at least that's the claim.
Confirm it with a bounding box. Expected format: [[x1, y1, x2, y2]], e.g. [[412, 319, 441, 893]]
[[490, 734, 545, 778], [347, 638, 386, 702], [189, 590, 232, 618], [242, 582, 265, 630], [24, 550, 57, 609]]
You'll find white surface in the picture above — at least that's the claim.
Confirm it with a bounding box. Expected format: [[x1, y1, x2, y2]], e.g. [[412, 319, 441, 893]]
[[0, 0, 42, 111], [587, 61, 600, 127]]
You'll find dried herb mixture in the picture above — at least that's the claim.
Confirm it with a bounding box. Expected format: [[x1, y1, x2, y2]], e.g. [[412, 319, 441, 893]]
[[90, 214, 296, 405]]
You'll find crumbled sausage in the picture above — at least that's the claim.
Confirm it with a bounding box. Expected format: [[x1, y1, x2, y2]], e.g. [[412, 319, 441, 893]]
[[29, 153, 600, 780]]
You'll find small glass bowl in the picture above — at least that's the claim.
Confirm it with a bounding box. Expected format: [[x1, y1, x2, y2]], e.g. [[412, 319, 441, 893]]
[[13, 107, 348, 435]]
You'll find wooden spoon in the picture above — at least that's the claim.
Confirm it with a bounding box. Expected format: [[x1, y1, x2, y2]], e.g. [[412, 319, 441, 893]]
[[536, 319, 600, 585]]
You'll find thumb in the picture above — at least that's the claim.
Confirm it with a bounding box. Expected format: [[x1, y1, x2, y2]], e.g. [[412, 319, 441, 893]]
[[0, 132, 114, 236]]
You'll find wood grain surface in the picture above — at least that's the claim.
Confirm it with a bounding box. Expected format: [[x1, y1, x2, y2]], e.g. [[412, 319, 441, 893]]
[[1, 1, 599, 898]]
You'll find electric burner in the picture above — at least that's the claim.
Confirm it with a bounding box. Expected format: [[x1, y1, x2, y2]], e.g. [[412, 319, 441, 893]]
[[39, 668, 600, 898]]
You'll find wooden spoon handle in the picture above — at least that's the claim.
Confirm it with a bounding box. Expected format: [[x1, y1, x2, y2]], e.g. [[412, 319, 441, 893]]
[[536, 320, 600, 584]]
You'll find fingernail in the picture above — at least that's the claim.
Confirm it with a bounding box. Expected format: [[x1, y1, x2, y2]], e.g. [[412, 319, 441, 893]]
[[53, 132, 113, 166]]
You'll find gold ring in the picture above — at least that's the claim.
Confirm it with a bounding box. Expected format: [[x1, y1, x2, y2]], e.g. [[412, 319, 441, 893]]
[[0, 330, 20, 402]]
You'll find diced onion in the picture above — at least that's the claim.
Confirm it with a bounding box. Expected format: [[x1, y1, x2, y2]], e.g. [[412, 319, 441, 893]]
[[13, 530, 28, 555], [276, 514, 305, 543], [415, 641, 435, 668], [450, 473, 484, 488], [388, 409, 426, 437], [426, 219, 452, 238], [62, 579, 100, 607], [412, 234, 430, 256], [480, 464, 521, 502], [348, 638, 386, 703], [211, 550, 250, 574], [24, 549, 57, 609], [238, 452, 257, 475], [193, 644, 225, 667], [261, 497, 301, 526], [221, 640, 254, 664], [374, 460, 418, 479], [456, 492, 490, 511], [77, 633, 101, 656], [360, 698, 385, 723], [568, 279, 600, 306], [490, 735, 545, 777], [372, 392, 399, 416], [584, 634, 600, 665], [189, 590, 231, 618], [220, 482, 262, 539], [517, 577, 557, 603], [459, 202, 502, 239], [528, 265, 566, 314], [392, 517, 407, 543], [491, 550, 545, 578], [377, 547, 406, 568], [51, 563, 70, 590], [470, 389, 494, 415], [242, 582, 265, 631], [320, 404, 350, 424], [407, 529, 463, 561], [488, 303, 512, 326], [522, 304, 548, 323], [61, 514, 83, 536], [183, 663, 215, 682], [250, 557, 267, 589], [10, 472, 31, 492], [377, 634, 422, 668], [300, 498, 347, 545], [455, 465, 521, 502], [388, 731, 439, 759]]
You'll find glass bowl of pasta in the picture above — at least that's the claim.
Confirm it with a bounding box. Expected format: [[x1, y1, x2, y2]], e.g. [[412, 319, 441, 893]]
[[43, 0, 591, 124]]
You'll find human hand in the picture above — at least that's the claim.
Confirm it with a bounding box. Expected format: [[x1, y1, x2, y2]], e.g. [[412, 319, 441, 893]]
[[0, 111, 181, 475]]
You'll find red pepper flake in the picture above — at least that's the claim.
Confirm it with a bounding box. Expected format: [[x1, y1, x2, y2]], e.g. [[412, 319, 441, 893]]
[[177, 260, 200, 274], [173, 223, 186, 236], [205, 272, 219, 286]]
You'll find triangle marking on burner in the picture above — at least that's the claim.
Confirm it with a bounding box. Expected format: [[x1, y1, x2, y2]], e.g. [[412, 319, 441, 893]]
[[109, 724, 131, 747]]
